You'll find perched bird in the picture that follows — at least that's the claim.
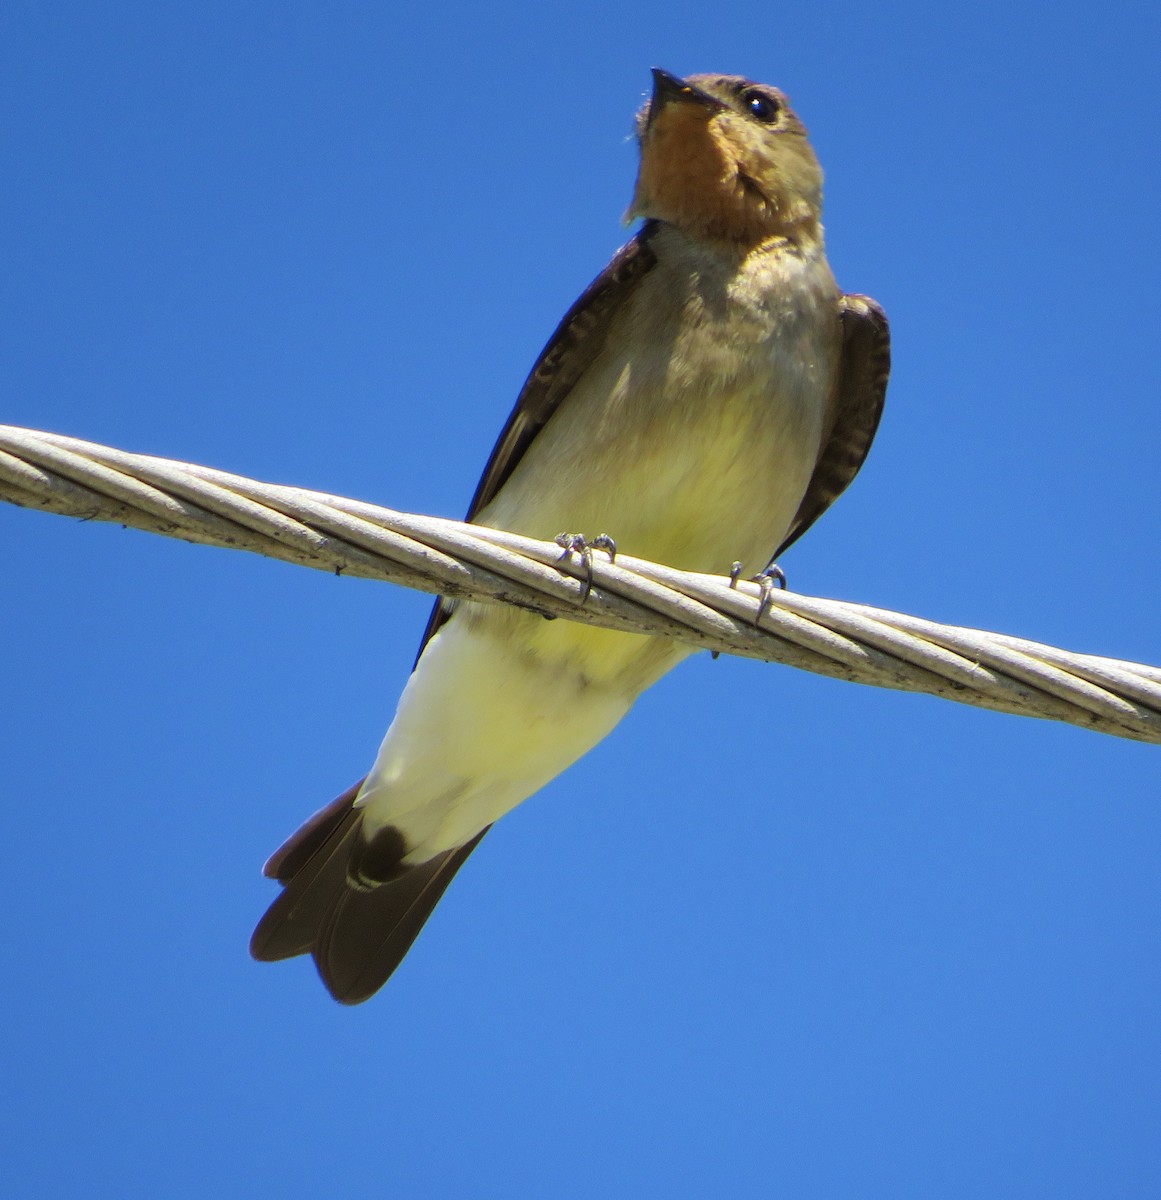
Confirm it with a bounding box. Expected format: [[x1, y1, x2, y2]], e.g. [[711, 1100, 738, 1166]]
[[250, 69, 890, 1003]]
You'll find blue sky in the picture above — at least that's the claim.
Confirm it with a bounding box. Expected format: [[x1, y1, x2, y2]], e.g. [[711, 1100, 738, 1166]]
[[3, 2, 1160, 1196]]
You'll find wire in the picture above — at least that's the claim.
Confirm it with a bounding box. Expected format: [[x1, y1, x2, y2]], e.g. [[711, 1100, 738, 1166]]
[[2, 423, 1159, 745]]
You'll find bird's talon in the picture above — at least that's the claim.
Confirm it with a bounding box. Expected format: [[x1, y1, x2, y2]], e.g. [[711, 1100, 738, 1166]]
[[579, 562, 596, 604], [754, 575, 779, 625], [591, 534, 617, 562], [727, 561, 786, 625], [554, 532, 598, 603]]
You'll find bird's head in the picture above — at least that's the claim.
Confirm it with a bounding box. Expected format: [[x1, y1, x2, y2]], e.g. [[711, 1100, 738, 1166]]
[[626, 69, 823, 248]]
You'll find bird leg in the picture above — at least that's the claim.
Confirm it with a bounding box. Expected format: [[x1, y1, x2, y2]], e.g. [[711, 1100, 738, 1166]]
[[555, 533, 617, 603], [729, 559, 788, 626]]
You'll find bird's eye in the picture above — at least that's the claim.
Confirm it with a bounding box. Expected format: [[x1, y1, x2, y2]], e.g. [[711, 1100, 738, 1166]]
[[744, 91, 780, 123]]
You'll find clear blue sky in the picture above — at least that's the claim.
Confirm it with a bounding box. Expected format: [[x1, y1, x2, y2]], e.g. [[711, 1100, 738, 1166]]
[[3, 3, 1160, 1197]]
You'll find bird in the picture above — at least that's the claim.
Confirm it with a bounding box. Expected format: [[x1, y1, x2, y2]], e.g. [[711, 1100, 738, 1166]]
[[250, 68, 890, 1004]]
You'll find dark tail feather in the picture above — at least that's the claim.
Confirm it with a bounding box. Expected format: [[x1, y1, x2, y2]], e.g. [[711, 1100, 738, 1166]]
[[315, 828, 489, 1004], [250, 782, 488, 1003], [262, 780, 365, 882]]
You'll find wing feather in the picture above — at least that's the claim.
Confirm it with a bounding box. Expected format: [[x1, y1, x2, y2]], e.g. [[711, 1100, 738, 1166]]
[[773, 293, 890, 559]]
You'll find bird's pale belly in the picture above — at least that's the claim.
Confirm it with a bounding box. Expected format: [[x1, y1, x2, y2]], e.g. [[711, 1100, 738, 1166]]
[[472, 368, 824, 683], [357, 375, 824, 857]]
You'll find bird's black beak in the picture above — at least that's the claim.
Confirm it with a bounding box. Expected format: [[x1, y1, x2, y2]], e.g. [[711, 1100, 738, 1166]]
[[648, 68, 726, 127]]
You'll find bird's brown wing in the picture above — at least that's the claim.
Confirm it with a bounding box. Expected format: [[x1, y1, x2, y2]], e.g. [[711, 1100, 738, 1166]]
[[773, 293, 890, 560], [251, 226, 659, 1003]]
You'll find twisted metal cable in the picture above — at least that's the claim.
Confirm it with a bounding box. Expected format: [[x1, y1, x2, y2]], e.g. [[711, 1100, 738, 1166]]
[[2, 422, 1159, 745]]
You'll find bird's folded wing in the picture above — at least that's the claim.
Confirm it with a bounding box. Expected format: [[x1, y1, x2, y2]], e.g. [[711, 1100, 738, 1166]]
[[774, 292, 890, 559]]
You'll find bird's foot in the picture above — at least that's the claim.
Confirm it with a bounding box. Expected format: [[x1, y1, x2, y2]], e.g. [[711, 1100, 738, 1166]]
[[728, 559, 787, 626], [555, 533, 617, 603]]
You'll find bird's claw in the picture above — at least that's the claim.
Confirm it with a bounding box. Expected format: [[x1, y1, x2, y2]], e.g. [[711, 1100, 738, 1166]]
[[758, 561, 787, 590], [554, 533, 617, 603], [727, 560, 787, 625], [590, 534, 617, 561]]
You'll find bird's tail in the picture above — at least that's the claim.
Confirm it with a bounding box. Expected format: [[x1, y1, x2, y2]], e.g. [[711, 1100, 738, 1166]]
[[250, 780, 487, 1004]]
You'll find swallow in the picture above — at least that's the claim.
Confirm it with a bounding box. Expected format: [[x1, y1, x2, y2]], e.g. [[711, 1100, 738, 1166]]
[[250, 69, 890, 1003]]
